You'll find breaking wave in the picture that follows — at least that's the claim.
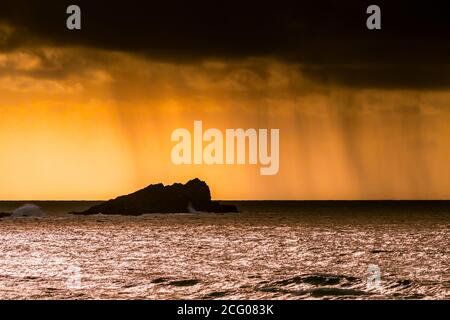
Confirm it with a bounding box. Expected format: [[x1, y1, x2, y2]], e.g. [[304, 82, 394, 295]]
[[12, 204, 45, 217], [256, 273, 436, 299]]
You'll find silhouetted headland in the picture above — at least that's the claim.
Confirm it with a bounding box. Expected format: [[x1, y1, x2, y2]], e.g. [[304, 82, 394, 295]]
[[71, 178, 238, 215]]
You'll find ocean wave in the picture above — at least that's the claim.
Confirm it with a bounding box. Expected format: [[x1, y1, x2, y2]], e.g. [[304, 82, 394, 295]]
[[12, 204, 45, 217], [167, 279, 200, 287], [256, 273, 438, 299], [272, 274, 361, 287]]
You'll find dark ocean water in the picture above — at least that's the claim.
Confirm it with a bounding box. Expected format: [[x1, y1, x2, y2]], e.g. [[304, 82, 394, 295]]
[[0, 201, 449, 299]]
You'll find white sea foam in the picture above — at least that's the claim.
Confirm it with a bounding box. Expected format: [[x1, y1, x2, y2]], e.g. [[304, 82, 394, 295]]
[[11, 204, 45, 217]]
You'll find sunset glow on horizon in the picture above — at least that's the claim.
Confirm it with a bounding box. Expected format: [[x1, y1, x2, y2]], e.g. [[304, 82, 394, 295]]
[[1, 47, 449, 200]]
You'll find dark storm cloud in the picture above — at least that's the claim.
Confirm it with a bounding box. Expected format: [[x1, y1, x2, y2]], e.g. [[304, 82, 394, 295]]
[[0, 0, 449, 89]]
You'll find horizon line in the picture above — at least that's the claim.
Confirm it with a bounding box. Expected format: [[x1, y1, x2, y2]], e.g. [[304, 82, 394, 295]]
[[1, 199, 450, 202]]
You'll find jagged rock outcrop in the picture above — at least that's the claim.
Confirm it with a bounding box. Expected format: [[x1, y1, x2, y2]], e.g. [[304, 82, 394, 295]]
[[72, 178, 238, 215]]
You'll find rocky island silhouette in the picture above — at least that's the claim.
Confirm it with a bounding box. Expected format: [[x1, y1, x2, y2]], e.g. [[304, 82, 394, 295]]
[[72, 178, 238, 215]]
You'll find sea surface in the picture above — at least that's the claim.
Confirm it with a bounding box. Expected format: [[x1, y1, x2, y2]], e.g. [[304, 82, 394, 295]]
[[0, 201, 449, 300]]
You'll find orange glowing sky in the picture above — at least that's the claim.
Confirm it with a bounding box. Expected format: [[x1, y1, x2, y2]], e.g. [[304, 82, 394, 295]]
[[0, 47, 449, 200]]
